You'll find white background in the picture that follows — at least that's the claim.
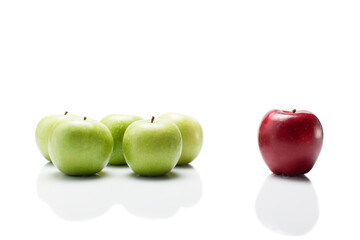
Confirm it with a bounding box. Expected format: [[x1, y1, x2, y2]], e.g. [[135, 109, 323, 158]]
[[1, 0, 359, 239]]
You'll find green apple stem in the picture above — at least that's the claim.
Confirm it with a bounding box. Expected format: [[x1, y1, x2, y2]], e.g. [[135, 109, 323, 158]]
[[84, 116, 87, 120], [65, 111, 68, 115], [292, 109, 296, 113], [151, 116, 155, 123]]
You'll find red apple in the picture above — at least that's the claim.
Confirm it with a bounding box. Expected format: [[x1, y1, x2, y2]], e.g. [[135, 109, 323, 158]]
[[258, 109, 323, 176]]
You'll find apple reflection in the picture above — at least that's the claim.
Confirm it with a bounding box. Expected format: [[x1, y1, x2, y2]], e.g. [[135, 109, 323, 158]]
[[37, 163, 202, 220], [255, 174, 319, 236], [109, 164, 203, 218], [36, 163, 112, 221]]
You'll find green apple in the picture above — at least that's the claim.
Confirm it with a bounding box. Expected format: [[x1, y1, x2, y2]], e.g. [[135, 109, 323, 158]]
[[100, 114, 143, 165], [158, 113, 203, 165], [36, 111, 73, 161], [48, 117, 114, 176], [123, 117, 182, 176]]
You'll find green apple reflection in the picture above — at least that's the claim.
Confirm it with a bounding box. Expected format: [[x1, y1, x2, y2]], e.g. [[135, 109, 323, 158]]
[[111, 165, 202, 218], [36, 163, 112, 220], [36, 163, 202, 220]]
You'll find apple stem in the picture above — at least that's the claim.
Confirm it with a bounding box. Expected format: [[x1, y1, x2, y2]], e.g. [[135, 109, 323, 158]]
[[151, 116, 155, 123], [292, 109, 296, 113], [84, 116, 87, 120], [64, 111, 68, 115]]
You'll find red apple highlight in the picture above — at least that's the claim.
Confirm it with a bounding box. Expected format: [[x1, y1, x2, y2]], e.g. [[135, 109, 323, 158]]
[[258, 109, 323, 176]]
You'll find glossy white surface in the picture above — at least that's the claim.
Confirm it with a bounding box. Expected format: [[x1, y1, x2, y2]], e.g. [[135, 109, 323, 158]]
[[1, 0, 360, 239], [256, 175, 319, 236], [37, 163, 202, 220]]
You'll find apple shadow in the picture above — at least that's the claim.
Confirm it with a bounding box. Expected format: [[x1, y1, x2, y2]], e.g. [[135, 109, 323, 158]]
[[37, 163, 203, 221], [110, 164, 203, 219], [36, 163, 113, 221], [255, 174, 319, 236], [128, 171, 180, 180], [106, 164, 129, 168]]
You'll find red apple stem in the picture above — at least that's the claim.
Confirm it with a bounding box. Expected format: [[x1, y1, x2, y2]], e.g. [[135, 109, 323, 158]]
[[64, 111, 68, 115], [84, 116, 87, 120], [151, 116, 155, 123], [292, 109, 296, 113]]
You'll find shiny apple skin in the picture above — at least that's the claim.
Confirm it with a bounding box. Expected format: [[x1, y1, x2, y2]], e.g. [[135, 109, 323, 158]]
[[49, 118, 113, 176], [100, 114, 143, 165], [258, 110, 323, 176], [123, 118, 182, 177], [158, 113, 203, 165]]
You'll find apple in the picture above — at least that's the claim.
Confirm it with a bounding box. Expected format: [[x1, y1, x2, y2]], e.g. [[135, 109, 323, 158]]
[[100, 114, 143, 165], [158, 113, 203, 165], [258, 109, 323, 176], [36, 111, 73, 161], [123, 116, 182, 176], [48, 116, 114, 176]]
